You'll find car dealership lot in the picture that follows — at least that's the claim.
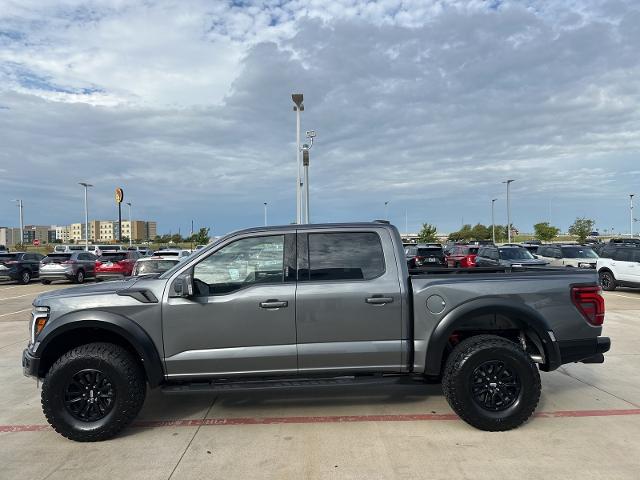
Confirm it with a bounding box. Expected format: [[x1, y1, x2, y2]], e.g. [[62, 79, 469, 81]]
[[1, 281, 639, 480]]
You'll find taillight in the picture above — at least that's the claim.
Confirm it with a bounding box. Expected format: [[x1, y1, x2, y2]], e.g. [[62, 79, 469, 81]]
[[571, 286, 605, 326], [467, 256, 476, 265]]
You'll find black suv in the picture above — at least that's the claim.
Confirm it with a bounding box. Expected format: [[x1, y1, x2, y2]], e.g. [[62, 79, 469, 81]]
[[475, 245, 548, 267], [405, 244, 445, 268], [0, 252, 44, 284]]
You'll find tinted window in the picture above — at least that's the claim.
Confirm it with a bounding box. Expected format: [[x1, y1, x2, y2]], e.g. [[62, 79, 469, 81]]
[[99, 252, 127, 262], [134, 259, 179, 275], [0, 253, 18, 260], [193, 235, 284, 295], [466, 247, 479, 255], [599, 247, 615, 259], [561, 247, 598, 259], [632, 250, 640, 263], [405, 246, 417, 256], [537, 247, 549, 257], [417, 247, 443, 258], [614, 249, 633, 262], [43, 254, 72, 263], [304, 232, 385, 281], [499, 248, 535, 260]]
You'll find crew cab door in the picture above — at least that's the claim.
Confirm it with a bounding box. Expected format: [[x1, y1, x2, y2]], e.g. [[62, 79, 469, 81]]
[[295, 228, 404, 373], [162, 232, 297, 378]]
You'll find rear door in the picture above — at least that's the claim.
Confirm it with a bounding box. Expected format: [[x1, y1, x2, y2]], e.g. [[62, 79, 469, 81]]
[[295, 228, 403, 373], [614, 249, 636, 282]]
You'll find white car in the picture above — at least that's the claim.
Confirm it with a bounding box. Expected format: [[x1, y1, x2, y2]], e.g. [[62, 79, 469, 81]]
[[536, 244, 599, 269], [597, 245, 640, 291]]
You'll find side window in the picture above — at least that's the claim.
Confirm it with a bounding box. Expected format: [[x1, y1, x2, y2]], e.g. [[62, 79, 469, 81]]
[[477, 247, 486, 257], [193, 235, 284, 295], [23, 254, 34, 261], [491, 249, 499, 261], [615, 249, 633, 262], [632, 250, 640, 263], [302, 232, 385, 282], [538, 247, 548, 257]]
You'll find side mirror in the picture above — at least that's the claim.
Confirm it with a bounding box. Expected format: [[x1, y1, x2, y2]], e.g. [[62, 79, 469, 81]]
[[173, 273, 194, 298]]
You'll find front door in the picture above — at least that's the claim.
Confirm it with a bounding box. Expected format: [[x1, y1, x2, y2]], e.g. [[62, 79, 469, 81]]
[[162, 233, 297, 378], [295, 229, 404, 373]]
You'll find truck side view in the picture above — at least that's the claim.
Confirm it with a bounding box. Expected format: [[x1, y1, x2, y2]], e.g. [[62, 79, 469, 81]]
[[22, 222, 610, 441]]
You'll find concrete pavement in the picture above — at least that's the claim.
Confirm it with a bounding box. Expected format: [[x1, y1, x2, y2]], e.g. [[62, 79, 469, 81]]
[[0, 280, 639, 479]]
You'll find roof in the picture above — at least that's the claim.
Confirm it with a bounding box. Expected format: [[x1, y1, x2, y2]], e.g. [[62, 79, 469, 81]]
[[227, 221, 397, 237]]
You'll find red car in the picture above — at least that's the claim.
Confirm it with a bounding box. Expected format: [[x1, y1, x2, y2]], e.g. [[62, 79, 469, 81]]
[[445, 245, 479, 268], [95, 251, 141, 280]]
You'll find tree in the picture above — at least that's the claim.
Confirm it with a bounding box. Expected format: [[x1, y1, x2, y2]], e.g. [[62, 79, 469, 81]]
[[470, 223, 491, 240], [417, 223, 438, 243], [533, 222, 560, 242], [568, 217, 595, 244], [448, 224, 473, 241], [191, 227, 210, 245]]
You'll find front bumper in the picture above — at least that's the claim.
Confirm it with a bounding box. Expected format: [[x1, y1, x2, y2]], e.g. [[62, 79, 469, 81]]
[[22, 348, 40, 378], [558, 336, 611, 365]]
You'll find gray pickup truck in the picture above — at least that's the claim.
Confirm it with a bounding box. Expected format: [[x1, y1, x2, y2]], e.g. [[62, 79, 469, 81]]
[[22, 222, 610, 441]]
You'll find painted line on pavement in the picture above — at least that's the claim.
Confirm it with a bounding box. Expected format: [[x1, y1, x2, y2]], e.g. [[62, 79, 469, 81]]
[[607, 293, 640, 300], [2, 408, 640, 433], [0, 308, 31, 318]]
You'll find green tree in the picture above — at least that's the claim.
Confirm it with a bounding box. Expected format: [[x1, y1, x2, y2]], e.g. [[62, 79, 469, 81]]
[[533, 222, 560, 242], [448, 224, 472, 241], [470, 223, 491, 240], [568, 217, 595, 244], [417, 223, 438, 243], [191, 227, 210, 245]]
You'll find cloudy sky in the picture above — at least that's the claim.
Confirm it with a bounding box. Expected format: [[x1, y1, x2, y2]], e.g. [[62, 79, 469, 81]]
[[1, 0, 639, 236]]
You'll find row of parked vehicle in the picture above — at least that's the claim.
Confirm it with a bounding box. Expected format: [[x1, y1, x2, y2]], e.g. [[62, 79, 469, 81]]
[[404, 238, 640, 291], [0, 245, 193, 284]]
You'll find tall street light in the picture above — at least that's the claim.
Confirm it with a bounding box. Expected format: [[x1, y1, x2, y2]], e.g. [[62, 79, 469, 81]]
[[384, 201, 389, 221], [11, 199, 24, 246], [301, 130, 316, 224], [292, 93, 304, 224], [502, 180, 515, 243], [263, 202, 268, 226], [79, 182, 92, 250], [630, 194, 634, 238], [126, 202, 132, 246], [491, 198, 498, 244]]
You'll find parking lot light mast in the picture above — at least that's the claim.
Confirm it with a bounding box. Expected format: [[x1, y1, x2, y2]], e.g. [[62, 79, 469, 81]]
[[630, 194, 634, 238], [292, 94, 304, 224], [384, 201, 389, 221], [491, 198, 498, 243], [126, 202, 132, 246], [502, 179, 515, 243], [264, 202, 268, 226], [78, 183, 92, 251], [10, 199, 24, 246]]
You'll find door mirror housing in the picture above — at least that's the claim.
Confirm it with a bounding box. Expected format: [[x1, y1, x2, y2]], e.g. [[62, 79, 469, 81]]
[[173, 273, 194, 298]]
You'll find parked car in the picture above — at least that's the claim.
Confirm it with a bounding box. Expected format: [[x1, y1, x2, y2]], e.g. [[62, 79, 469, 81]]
[[53, 245, 85, 253], [597, 245, 640, 291], [40, 252, 97, 284], [131, 256, 181, 276], [475, 245, 548, 267], [151, 248, 191, 260], [445, 244, 480, 267], [87, 245, 123, 257], [95, 251, 142, 280], [536, 245, 598, 269], [520, 241, 541, 254], [405, 244, 445, 268], [0, 252, 44, 283], [22, 221, 610, 441]]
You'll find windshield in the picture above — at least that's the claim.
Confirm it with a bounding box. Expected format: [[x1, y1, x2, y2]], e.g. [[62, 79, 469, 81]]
[[134, 260, 179, 275], [98, 252, 127, 262], [562, 247, 598, 258], [499, 248, 535, 260], [43, 254, 72, 263], [0, 253, 18, 261]]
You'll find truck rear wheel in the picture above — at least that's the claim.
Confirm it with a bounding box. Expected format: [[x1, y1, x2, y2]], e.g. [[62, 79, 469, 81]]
[[442, 335, 540, 431], [41, 342, 146, 442]]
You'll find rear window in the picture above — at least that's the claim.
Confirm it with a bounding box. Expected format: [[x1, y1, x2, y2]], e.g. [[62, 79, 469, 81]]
[[134, 260, 179, 275], [98, 252, 127, 262], [0, 253, 18, 260], [301, 232, 385, 281], [417, 247, 443, 257], [499, 248, 535, 260], [43, 254, 72, 263], [561, 247, 598, 259], [466, 247, 479, 255], [155, 251, 179, 257]]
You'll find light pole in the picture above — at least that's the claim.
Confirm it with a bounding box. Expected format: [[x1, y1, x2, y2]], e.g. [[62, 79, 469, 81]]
[[384, 201, 389, 221], [502, 179, 515, 243], [301, 130, 316, 224], [630, 194, 634, 237], [292, 93, 304, 224], [79, 182, 92, 250], [263, 202, 268, 226], [126, 202, 132, 246], [491, 198, 498, 243], [11, 199, 24, 246]]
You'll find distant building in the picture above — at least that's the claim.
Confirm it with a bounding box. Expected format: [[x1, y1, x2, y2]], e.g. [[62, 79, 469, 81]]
[[68, 220, 157, 243], [54, 225, 70, 243]]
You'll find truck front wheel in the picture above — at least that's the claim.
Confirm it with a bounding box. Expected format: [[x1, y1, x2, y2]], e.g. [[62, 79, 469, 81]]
[[41, 342, 146, 442], [442, 335, 541, 431]]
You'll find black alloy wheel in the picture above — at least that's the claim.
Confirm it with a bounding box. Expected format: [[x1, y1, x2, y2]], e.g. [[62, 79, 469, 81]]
[[64, 369, 116, 422], [471, 360, 521, 412]]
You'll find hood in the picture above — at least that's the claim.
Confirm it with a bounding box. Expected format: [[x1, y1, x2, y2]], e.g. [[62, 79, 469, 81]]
[[34, 277, 141, 305]]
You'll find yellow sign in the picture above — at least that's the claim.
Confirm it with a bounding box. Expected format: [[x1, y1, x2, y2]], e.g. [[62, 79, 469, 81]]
[[115, 187, 124, 204]]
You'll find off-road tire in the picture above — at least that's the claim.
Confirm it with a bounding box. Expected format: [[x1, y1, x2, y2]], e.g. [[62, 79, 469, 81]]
[[599, 271, 616, 291], [74, 270, 85, 284], [442, 335, 541, 431], [41, 342, 146, 442]]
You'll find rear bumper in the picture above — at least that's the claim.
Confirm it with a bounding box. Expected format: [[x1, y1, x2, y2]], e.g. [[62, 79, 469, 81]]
[[96, 272, 127, 280], [39, 271, 74, 280], [558, 337, 610, 365], [22, 348, 40, 378]]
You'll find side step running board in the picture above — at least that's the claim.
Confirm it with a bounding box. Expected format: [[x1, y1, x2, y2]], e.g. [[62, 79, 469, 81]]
[[161, 375, 423, 394]]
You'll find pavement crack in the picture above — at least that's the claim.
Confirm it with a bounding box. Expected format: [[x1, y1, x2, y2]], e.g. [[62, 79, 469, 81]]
[[167, 395, 218, 480], [557, 367, 640, 409]]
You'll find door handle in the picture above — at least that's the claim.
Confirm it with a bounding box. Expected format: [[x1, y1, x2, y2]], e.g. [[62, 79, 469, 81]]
[[259, 300, 288, 309], [366, 296, 394, 305]]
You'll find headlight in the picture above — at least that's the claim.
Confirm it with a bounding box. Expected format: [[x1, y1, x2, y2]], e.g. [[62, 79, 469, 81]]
[[30, 306, 50, 345]]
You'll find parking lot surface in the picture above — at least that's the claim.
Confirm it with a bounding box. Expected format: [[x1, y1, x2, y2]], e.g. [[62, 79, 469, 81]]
[[1, 280, 639, 479]]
